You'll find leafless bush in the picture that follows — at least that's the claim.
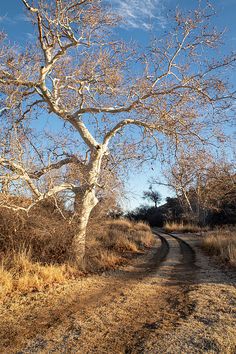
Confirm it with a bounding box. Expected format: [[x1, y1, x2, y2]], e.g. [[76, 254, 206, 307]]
[[0, 196, 74, 264]]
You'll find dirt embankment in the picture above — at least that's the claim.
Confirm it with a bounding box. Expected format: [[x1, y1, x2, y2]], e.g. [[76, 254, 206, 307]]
[[0, 231, 235, 354]]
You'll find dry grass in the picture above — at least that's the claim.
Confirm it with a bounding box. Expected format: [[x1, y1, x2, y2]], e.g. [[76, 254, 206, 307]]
[[0, 248, 78, 300], [0, 267, 13, 299], [86, 219, 154, 272], [0, 197, 80, 300], [86, 243, 124, 271], [164, 221, 204, 233], [106, 219, 154, 250], [201, 228, 236, 267]]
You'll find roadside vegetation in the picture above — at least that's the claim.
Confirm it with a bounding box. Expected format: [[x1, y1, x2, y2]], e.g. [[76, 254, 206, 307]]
[[163, 221, 236, 268], [163, 222, 203, 233], [87, 219, 154, 272], [0, 200, 154, 300], [201, 228, 236, 267]]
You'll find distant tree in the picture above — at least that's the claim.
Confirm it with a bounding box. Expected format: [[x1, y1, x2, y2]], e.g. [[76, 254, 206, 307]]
[[162, 197, 184, 222], [126, 204, 164, 226], [143, 187, 161, 208]]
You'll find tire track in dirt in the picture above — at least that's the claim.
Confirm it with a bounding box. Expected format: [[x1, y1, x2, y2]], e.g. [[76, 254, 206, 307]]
[[125, 230, 198, 353], [164, 231, 196, 265], [143, 232, 236, 354]]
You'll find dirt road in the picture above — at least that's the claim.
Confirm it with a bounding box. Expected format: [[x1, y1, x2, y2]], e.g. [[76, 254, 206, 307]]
[[1, 231, 236, 353]]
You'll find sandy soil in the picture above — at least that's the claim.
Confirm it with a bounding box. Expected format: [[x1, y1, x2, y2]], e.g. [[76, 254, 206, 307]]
[[0, 230, 235, 354]]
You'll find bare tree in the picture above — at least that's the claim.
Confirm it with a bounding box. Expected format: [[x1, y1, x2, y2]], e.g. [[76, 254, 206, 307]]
[[154, 148, 236, 224], [156, 150, 210, 217], [143, 186, 161, 208], [0, 0, 235, 267]]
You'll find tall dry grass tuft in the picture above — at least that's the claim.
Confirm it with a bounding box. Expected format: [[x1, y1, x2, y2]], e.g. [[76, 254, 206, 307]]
[[164, 221, 204, 233], [0, 248, 78, 299], [86, 219, 154, 272], [201, 228, 236, 267], [106, 219, 154, 250], [0, 266, 13, 299]]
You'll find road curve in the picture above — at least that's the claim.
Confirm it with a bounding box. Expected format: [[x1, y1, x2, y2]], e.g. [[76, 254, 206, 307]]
[[164, 231, 196, 264], [152, 229, 197, 284], [11, 230, 201, 354]]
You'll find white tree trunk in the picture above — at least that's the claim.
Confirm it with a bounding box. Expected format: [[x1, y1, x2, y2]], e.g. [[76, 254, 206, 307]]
[[182, 189, 193, 213], [72, 187, 98, 269], [71, 148, 105, 269]]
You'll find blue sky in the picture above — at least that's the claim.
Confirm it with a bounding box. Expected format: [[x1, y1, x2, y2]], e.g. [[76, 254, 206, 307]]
[[0, 0, 235, 210], [2, 1, 236, 49]]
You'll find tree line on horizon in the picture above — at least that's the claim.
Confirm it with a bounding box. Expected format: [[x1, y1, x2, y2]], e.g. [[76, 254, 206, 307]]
[[127, 155, 236, 227]]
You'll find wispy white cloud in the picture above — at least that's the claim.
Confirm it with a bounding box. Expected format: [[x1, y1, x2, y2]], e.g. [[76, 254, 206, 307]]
[[110, 0, 167, 30], [0, 13, 32, 26], [26, 32, 36, 41], [0, 14, 16, 24], [15, 13, 32, 22]]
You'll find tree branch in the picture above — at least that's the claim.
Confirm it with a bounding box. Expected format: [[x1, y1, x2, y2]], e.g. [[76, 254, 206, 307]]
[[28, 155, 83, 179]]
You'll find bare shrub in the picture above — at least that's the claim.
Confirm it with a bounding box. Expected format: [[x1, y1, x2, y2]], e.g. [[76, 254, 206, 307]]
[[0, 197, 80, 300], [0, 197, 74, 264]]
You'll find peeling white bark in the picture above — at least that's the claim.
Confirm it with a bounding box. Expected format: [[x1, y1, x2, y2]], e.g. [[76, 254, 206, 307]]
[[72, 187, 98, 268], [72, 147, 105, 267]]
